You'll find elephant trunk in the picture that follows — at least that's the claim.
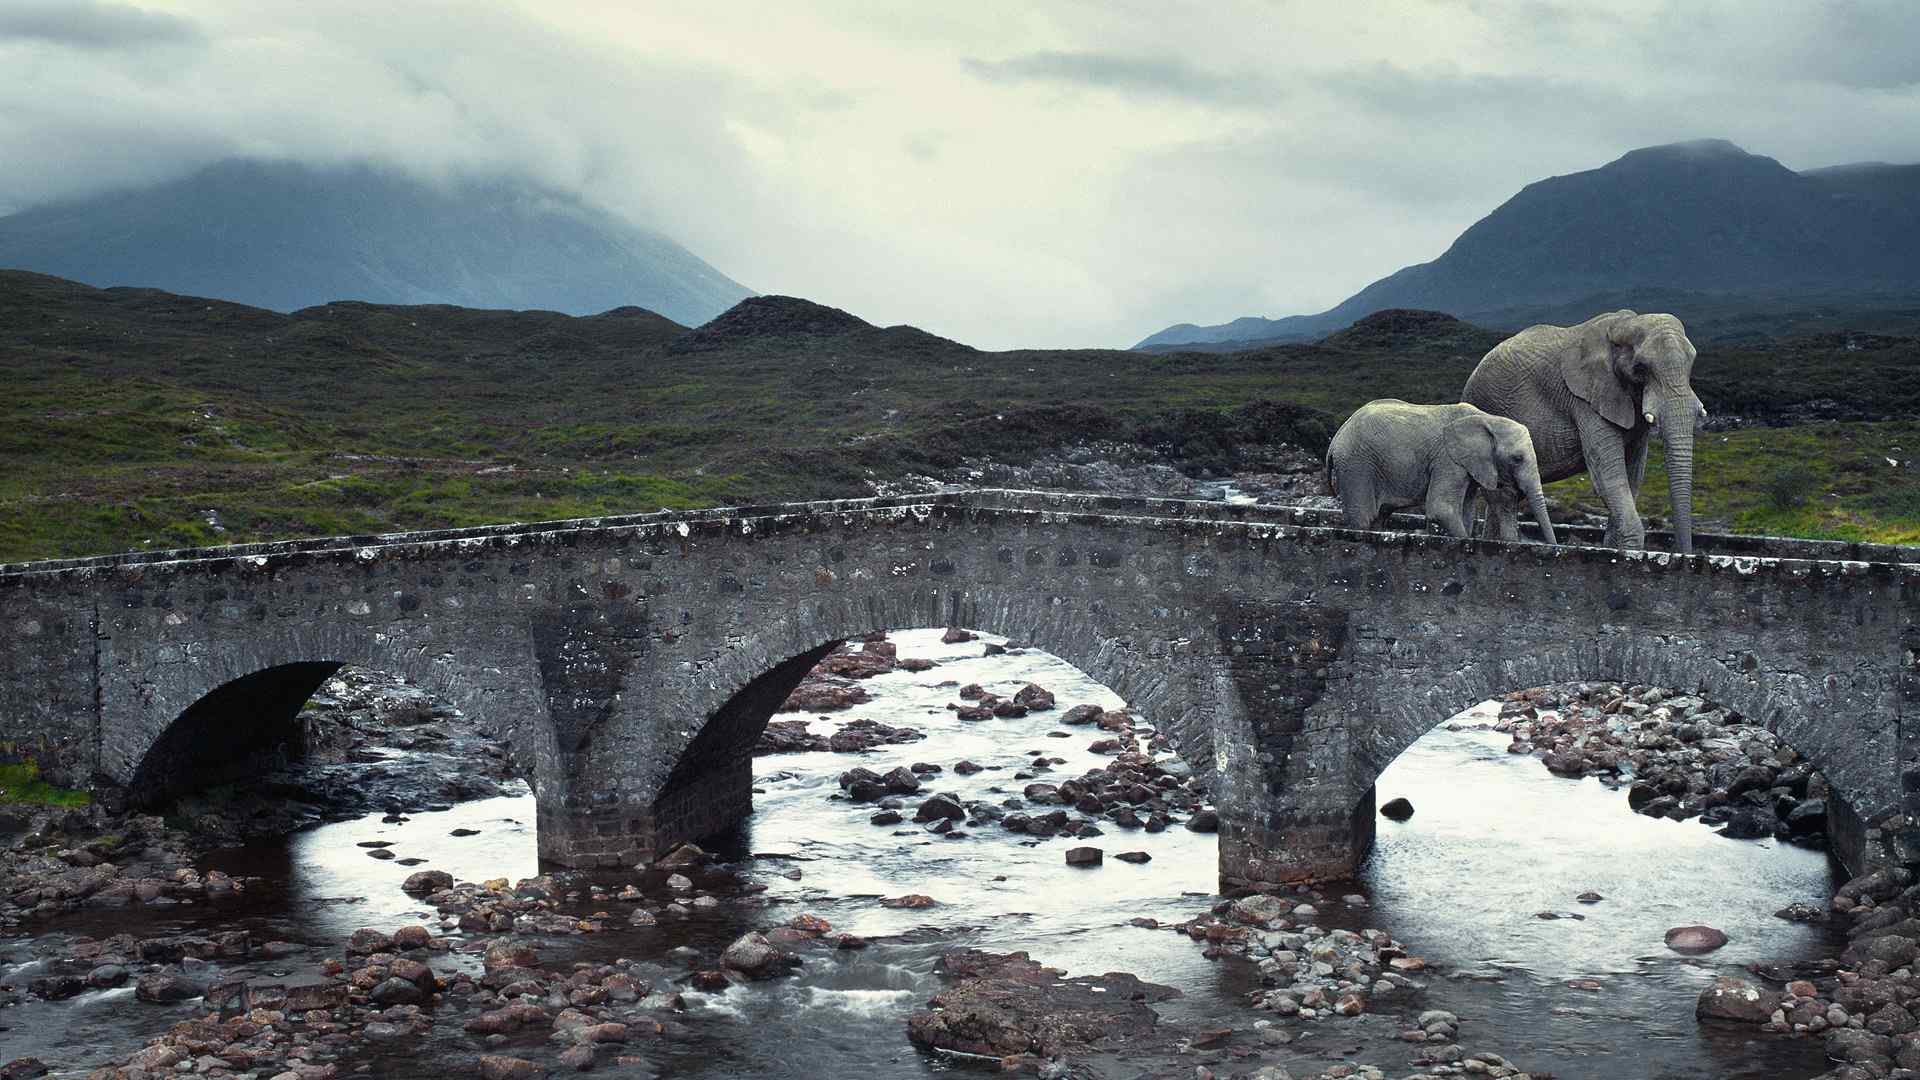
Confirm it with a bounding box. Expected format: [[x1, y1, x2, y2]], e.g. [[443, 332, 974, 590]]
[[1658, 396, 1697, 554], [1524, 483, 1557, 546]]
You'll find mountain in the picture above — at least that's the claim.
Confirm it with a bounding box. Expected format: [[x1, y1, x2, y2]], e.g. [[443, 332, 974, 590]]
[[0, 159, 753, 327], [1137, 140, 1920, 350]]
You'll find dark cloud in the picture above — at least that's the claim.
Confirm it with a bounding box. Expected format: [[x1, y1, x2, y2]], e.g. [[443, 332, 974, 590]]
[[0, 1, 203, 50], [0, 2, 1915, 349], [961, 51, 1277, 107]]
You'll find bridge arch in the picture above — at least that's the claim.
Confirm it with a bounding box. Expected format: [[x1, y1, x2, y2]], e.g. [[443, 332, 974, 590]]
[[104, 627, 567, 854], [1293, 638, 1898, 882], [607, 579, 1225, 865]]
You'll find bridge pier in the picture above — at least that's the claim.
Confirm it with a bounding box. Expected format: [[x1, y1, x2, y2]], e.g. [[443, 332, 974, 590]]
[[1219, 784, 1378, 888]]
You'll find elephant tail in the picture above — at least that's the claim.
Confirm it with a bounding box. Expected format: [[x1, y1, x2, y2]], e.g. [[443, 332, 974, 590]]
[[1324, 455, 1337, 496]]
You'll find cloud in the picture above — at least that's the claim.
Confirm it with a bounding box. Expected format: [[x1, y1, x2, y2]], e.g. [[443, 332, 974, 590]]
[[0, 1, 1916, 349], [961, 50, 1278, 107], [0, 0, 203, 49]]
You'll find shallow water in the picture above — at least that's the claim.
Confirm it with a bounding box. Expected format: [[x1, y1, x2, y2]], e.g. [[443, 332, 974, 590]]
[[0, 630, 1838, 1077]]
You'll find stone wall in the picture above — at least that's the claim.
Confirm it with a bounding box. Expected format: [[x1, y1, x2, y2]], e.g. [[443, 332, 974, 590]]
[[2, 490, 1916, 881]]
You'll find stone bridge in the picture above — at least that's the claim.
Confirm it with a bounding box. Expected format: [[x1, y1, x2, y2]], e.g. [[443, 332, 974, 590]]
[[3, 490, 1918, 885]]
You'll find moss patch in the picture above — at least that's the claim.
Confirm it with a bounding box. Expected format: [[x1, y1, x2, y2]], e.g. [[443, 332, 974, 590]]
[[0, 761, 92, 807]]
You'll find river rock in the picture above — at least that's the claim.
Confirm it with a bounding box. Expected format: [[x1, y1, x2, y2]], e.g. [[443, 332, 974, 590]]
[[1061, 704, 1103, 726], [1184, 810, 1219, 833], [829, 718, 926, 752], [657, 842, 708, 868], [28, 975, 83, 1000], [402, 870, 454, 895], [1115, 851, 1151, 864], [1785, 799, 1828, 835], [755, 719, 830, 753], [942, 627, 977, 643], [347, 928, 393, 955], [135, 971, 203, 1003], [1065, 846, 1103, 867], [1697, 976, 1781, 1023], [86, 963, 128, 988], [1826, 1027, 1894, 1064], [1013, 683, 1056, 710], [906, 949, 1177, 1057], [285, 982, 350, 1011], [721, 932, 798, 978], [1664, 925, 1729, 954], [0, 1060, 49, 1080], [782, 677, 870, 712], [477, 1055, 547, 1079], [371, 976, 430, 1005], [914, 793, 966, 822], [881, 894, 937, 908], [1380, 797, 1415, 821]]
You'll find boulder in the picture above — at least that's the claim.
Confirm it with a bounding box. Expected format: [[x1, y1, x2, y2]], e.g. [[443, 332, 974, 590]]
[[1664, 925, 1729, 954], [1696, 977, 1780, 1024], [401, 870, 454, 895], [721, 932, 798, 978], [1013, 684, 1056, 710], [134, 971, 203, 1003], [1380, 798, 1415, 821], [1825, 1028, 1894, 1065], [1061, 704, 1103, 726], [881, 767, 922, 794], [1184, 810, 1219, 833], [1064, 847, 1103, 867], [915, 793, 966, 822], [371, 976, 430, 1006], [941, 627, 977, 643]]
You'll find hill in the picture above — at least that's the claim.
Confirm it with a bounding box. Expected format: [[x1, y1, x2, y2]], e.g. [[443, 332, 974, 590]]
[[2, 272, 1916, 560], [0, 159, 753, 327], [1138, 140, 1920, 350]]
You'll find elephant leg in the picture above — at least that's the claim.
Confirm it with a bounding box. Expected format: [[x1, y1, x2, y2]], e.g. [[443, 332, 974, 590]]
[[1338, 472, 1379, 529], [1480, 489, 1520, 541], [1625, 428, 1650, 499], [1426, 472, 1473, 539], [1577, 414, 1643, 549]]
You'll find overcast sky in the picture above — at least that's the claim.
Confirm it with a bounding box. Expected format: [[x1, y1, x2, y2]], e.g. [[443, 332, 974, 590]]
[[3, 1, 1917, 348]]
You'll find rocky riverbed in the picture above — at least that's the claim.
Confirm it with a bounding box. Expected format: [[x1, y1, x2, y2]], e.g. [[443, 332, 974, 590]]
[[0, 631, 1863, 1079]]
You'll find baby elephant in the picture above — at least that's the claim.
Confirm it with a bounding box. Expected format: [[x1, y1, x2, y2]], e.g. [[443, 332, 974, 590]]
[[1326, 400, 1557, 543]]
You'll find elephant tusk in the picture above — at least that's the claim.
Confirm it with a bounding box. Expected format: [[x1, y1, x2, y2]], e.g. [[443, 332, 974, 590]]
[[1643, 411, 1655, 424]]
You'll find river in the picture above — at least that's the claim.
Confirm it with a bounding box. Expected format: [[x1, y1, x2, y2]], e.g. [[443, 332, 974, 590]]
[[0, 628, 1839, 1077]]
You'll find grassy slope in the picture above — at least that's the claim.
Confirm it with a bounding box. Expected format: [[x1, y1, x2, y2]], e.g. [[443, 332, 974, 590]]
[[1, 272, 1916, 560]]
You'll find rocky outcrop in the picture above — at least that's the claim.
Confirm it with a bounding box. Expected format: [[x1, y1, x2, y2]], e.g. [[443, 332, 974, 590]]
[[905, 950, 1177, 1059]]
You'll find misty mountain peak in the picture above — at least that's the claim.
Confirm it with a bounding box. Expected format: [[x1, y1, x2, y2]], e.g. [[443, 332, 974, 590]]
[[0, 158, 752, 326], [1139, 138, 1920, 351]]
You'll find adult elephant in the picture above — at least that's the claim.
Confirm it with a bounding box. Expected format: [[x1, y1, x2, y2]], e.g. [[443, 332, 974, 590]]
[[1463, 310, 1706, 553]]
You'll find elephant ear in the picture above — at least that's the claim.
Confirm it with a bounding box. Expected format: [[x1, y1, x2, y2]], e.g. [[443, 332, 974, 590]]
[[1562, 316, 1639, 430], [1449, 415, 1500, 491]]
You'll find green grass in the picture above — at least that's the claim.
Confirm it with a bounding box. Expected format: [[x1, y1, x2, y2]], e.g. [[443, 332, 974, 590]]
[[1545, 421, 1920, 544], [0, 761, 92, 807], [1, 273, 1916, 560]]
